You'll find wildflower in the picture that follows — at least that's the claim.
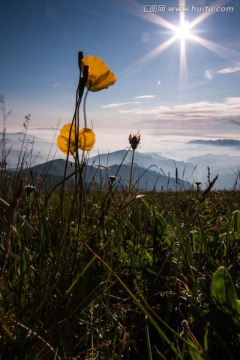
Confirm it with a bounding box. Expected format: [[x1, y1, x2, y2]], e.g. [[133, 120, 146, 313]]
[[129, 132, 141, 151], [57, 123, 95, 155], [108, 175, 116, 186], [195, 181, 202, 191], [81, 55, 116, 92], [24, 185, 38, 195]]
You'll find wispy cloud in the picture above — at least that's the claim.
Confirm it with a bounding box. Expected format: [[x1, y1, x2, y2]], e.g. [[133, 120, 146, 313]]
[[97, 97, 240, 141], [218, 66, 240, 74], [53, 83, 61, 87], [102, 101, 140, 109], [102, 96, 156, 109], [224, 97, 240, 105], [119, 98, 240, 118], [135, 95, 156, 99], [118, 98, 240, 137], [204, 70, 213, 80], [120, 106, 169, 115]]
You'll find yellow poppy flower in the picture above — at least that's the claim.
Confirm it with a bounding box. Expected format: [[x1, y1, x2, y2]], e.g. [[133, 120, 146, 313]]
[[57, 123, 95, 155], [78, 127, 96, 151], [81, 55, 116, 92]]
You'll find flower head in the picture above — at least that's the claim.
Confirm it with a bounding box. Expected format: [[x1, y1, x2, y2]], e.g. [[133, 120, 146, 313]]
[[78, 127, 96, 151], [57, 123, 95, 155], [81, 55, 116, 92], [129, 132, 141, 151]]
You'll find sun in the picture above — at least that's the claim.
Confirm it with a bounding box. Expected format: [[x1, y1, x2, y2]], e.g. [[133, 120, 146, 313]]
[[174, 20, 192, 41], [123, 0, 239, 86]]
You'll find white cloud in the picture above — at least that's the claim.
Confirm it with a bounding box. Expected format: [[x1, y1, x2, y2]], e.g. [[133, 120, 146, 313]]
[[218, 66, 240, 74], [119, 106, 169, 115], [135, 95, 156, 99], [118, 98, 240, 138], [224, 97, 240, 105], [102, 96, 156, 110], [102, 101, 140, 109], [204, 70, 213, 80]]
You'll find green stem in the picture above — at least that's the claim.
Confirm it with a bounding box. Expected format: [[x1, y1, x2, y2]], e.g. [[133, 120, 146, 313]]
[[60, 60, 88, 212], [63, 59, 88, 183], [129, 149, 135, 191], [83, 89, 89, 128]]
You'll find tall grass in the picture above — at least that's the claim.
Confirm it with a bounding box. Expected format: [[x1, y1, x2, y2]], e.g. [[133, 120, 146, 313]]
[[1, 54, 240, 359], [1, 149, 240, 359]]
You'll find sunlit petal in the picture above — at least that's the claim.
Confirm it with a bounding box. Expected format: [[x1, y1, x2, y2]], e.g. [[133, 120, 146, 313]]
[[79, 128, 96, 150], [82, 56, 116, 92], [57, 123, 79, 155], [60, 123, 77, 139], [57, 134, 76, 155]]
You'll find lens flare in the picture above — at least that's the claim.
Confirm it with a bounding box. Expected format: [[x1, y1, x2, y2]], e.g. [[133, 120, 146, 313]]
[[121, 0, 239, 90], [174, 20, 191, 40]]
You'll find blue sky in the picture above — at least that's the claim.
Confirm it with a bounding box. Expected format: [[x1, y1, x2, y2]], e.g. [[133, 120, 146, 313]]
[[0, 0, 240, 156]]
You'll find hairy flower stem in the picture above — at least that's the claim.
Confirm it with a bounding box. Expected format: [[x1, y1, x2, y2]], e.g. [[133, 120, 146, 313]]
[[129, 149, 135, 192], [62, 53, 88, 178], [60, 52, 88, 218], [73, 65, 88, 171], [83, 89, 89, 129]]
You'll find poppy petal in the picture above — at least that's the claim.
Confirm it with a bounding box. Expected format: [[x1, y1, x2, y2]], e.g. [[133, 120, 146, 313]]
[[81, 56, 116, 92], [79, 128, 96, 150]]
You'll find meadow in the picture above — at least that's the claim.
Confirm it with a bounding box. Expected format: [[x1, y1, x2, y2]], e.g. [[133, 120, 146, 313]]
[[1, 153, 240, 359], [1, 53, 240, 359]]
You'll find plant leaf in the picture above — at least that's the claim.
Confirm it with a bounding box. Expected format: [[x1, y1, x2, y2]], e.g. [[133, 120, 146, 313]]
[[211, 266, 239, 313]]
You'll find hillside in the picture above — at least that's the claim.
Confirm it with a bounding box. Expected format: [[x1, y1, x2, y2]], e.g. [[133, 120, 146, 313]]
[[2, 131, 240, 189], [25, 158, 191, 191]]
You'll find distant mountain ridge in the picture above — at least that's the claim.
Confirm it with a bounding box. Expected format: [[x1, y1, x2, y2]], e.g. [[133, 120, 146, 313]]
[[88, 149, 196, 182], [188, 139, 240, 147], [25, 157, 191, 192], [5, 149, 240, 190], [0, 131, 52, 168], [2, 131, 240, 189]]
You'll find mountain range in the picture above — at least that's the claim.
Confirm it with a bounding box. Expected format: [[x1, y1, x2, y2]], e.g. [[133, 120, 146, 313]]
[[1, 132, 240, 190], [25, 157, 190, 192], [87, 150, 240, 190], [188, 139, 240, 147], [15, 149, 240, 191]]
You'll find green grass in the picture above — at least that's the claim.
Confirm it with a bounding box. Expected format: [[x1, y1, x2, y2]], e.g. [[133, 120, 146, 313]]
[[1, 56, 240, 358], [1, 166, 240, 359]]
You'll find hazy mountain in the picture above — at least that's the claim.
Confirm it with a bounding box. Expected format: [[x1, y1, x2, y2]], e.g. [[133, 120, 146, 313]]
[[88, 150, 168, 167], [0, 131, 55, 168], [188, 139, 240, 147], [7, 151, 240, 190], [22, 158, 191, 192], [211, 172, 240, 190], [2, 132, 240, 189], [88, 150, 197, 183], [187, 153, 240, 189], [88, 151, 240, 190], [29, 158, 74, 177], [188, 153, 240, 170], [92, 163, 190, 191]]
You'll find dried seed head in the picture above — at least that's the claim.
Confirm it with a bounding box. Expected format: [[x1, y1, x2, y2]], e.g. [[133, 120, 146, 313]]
[[24, 185, 38, 195], [128, 131, 141, 151], [109, 175, 116, 184]]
